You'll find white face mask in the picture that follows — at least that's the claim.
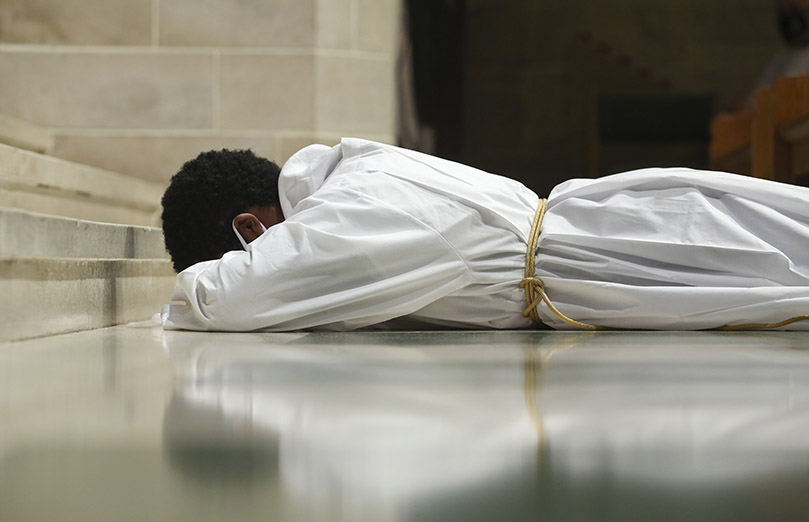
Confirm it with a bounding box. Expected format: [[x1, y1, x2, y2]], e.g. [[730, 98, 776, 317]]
[[232, 217, 267, 250]]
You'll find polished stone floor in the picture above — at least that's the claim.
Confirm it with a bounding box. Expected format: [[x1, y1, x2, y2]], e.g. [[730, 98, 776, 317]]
[[2, 324, 809, 521]]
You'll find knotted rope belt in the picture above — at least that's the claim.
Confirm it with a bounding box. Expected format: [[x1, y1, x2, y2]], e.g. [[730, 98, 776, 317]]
[[520, 199, 809, 331], [520, 199, 604, 330]]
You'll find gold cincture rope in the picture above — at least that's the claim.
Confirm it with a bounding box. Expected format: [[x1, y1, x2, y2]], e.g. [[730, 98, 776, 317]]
[[718, 316, 809, 331], [520, 199, 808, 331], [521, 199, 605, 331], [524, 349, 545, 446]]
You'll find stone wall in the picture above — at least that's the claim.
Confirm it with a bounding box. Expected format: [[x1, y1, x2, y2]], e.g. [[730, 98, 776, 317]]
[[0, 0, 400, 184], [0, 0, 785, 197]]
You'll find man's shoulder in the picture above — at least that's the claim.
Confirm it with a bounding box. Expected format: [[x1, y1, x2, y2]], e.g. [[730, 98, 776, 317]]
[[278, 143, 344, 216]]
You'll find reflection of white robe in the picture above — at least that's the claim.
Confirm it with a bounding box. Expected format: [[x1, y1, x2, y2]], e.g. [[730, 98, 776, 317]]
[[165, 332, 539, 520], [164, 138, 809, 331], [162, 330, 809, 521]]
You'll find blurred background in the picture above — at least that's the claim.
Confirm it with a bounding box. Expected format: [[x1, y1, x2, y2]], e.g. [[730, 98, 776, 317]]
[[0, 0, 797, 197]]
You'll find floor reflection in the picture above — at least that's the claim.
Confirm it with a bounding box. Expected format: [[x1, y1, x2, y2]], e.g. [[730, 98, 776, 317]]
[[160, 330, 809, 522]]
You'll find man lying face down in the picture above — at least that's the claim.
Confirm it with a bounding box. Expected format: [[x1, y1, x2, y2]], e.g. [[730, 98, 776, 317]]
[[159, 138, 809, 332]]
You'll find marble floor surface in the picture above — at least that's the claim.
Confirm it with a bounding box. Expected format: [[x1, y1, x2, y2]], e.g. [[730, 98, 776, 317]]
[[1, 324, 809, 521]]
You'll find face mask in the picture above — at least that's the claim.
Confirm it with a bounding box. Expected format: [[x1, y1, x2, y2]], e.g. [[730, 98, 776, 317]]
[[232, 217, 267, 250]]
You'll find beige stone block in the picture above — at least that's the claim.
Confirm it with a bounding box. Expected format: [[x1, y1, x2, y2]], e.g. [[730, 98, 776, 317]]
[[277, 133, 394, 166], [0, 143, 162, 226], [0, 0, 151, 45], [219, 53, 316, 131], [160, 0, 314, 47], [0, 113, 52, 153], [0, 207, 167, 260], [0, 51, 213, 129], [0, 187, 159, 227], [315, 56, 395, 135], [51, 134, 277, 183], [277, 134, 341, 165], [0, 258, 175, 342], [315, 0, 352, 49], [357, 0, 400, 54]]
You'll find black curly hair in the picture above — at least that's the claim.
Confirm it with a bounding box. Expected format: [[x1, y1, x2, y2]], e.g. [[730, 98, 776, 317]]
[[161, 149, 281, 272]]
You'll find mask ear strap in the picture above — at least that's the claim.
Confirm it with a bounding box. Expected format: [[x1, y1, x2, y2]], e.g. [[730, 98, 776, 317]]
[[232, 217, 268, 250], [232, 217, 250, 250]]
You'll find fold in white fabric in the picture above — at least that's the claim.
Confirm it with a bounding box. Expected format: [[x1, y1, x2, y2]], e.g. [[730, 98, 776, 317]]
[[163, 139, 809, 331], [537, 169, 809, 329]]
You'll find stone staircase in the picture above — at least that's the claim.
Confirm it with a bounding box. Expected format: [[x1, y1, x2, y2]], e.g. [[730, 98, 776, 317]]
[[0, 142, 162, 227], [0, 132, 173, 342], [0, 113, 52, 154], [0, 0, 399, 343]]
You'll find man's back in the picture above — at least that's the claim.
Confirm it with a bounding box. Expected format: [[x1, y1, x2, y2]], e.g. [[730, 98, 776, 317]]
[[164, 139, 540, 331]]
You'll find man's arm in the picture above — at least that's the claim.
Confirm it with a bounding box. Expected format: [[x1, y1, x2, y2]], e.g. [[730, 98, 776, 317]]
[[163, 189, 470, 332]]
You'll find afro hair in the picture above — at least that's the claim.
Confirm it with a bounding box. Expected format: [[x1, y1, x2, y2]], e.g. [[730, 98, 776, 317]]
[[161, 149, 281, 272]]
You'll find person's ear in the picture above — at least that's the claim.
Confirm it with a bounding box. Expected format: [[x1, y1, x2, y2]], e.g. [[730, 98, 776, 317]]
[[233, 213, 266, 244]]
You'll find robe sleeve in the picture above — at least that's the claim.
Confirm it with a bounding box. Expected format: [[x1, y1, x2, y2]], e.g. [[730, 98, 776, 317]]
[[163, 188, 471, 331]]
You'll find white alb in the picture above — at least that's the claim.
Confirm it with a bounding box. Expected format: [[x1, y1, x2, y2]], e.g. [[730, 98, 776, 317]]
[[164, 138, 809, 331]]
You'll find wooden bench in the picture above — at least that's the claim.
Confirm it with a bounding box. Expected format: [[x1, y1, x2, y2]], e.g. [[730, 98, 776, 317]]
[[710, 74, 809, 185], [709, 109, 752, 176], [766, 74, 809, 184]]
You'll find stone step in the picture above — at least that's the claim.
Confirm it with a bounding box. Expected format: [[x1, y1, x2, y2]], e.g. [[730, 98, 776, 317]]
[[0, 207, 167, 260], [0, 208, 174, 342], [0, 113, 52, 154], [0, 143, 163, 227], [0, 257, 175, 342]]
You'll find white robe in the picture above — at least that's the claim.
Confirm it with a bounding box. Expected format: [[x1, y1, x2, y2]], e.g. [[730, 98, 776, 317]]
[[539, 169, 809, 329], [163, 138, 809, 331]]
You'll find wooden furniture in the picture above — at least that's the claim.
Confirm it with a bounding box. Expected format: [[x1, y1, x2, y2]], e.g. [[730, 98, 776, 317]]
[[709, 109, 752, 177], [710, 74, 809, 185]]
